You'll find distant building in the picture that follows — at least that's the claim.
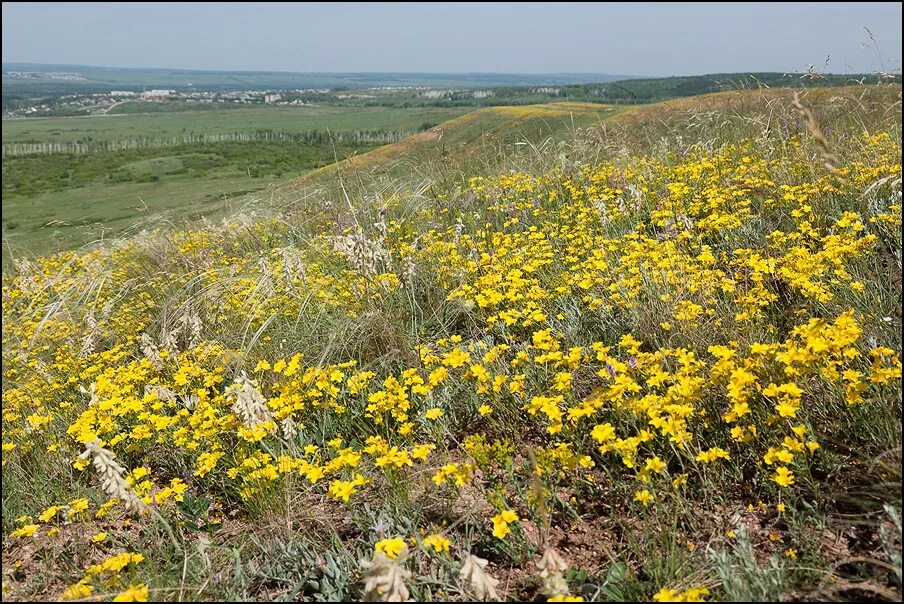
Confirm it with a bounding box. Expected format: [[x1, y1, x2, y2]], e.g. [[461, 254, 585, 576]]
[[110, 91, 137, 97], [142, 89, 175, 99], [264, 94, 282, 104]]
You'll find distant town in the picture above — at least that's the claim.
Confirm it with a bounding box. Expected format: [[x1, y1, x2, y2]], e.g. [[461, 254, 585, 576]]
[[1, 85, 335, 117], [6, 67, 889, 119], [0, 71, 504, 117], [3, 70, 86, 80]]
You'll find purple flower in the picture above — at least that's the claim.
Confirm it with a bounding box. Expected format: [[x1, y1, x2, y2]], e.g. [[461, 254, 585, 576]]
[[370, 519, 390, 536]]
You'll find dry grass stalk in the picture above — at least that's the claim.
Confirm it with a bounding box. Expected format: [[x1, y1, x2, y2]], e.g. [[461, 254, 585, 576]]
[[791, 92, 841, 170]]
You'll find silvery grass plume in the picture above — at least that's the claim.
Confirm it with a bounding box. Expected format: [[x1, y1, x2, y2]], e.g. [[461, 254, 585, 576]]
[[139, 332, 164, 369], [400, 256, 417, 290], [537, 547, 570, 598], [330, 226, 392, 276], [279, 247, 307, 284], [79, 312, 98, 357], [360, 545, 411, 602], [79, 439, 145, 511], [459, 554, 500, 601], [226, 372, 274, 427], [160, 310, 203, 352], [279, 417, 299, 439], [144, 384, 176, 403]]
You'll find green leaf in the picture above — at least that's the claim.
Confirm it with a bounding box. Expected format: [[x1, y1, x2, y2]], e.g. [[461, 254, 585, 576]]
[[602, 562, 628, 601]]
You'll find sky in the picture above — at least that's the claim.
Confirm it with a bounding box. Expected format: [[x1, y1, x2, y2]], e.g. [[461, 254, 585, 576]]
[[2, 2, 901, 76]]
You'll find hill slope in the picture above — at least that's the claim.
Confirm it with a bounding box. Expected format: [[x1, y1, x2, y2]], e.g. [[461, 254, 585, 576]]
[[283, 102, 627, 192], [2, 86, 902, 602]]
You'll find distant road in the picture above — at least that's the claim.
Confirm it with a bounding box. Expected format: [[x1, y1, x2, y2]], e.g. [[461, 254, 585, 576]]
[[100, 100, 128, 114]]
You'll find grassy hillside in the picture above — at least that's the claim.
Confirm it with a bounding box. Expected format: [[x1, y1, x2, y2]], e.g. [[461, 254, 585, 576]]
[[1, 140, 387, 262], [558, 72, 901, 103], [1, 85, 902, 602], [301, 103, 624, 176], [1, 103, 621, 263], [277, 102, 629, 214], [1, 106, 472, 263]]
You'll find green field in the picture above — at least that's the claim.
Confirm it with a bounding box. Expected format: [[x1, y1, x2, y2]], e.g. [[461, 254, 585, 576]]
[[3, 176, 266, 255], [1, 106, 471, 144], [1, 140, 385, 259], [1, 105, 475, 265]]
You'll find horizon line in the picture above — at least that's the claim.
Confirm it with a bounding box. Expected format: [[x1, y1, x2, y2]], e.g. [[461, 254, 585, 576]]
[[5, 61, 889, 80]]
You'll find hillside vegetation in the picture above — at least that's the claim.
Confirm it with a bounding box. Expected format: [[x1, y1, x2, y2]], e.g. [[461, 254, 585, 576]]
[[1, 106, 471, 261], [2, 86, 902, 602], [554, 73, 901, 104]]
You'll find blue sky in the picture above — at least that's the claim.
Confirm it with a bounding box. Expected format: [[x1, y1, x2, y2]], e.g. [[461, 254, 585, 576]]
[[2, 2, 901, 76]]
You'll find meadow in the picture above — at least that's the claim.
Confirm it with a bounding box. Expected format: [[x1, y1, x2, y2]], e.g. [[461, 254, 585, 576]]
[[1, 85, 902, 602], [1, 106, 472, 262], [1, 106, 471, 144]]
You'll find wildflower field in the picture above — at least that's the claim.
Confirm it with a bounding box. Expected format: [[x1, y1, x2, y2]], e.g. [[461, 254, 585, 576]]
[[2, 87, 902, 601]]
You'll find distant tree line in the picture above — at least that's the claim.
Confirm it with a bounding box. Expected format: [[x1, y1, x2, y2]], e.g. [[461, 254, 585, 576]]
[[2, 129, 412, 157], [2, 137, 385, 197]]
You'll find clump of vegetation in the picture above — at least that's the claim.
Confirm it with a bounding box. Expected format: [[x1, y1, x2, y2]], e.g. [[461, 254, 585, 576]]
[[2, 85, 901, 601], [1, 137, 383, 198]]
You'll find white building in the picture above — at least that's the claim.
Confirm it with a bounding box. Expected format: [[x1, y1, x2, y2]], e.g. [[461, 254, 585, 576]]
[[142, 89, 175, 99]]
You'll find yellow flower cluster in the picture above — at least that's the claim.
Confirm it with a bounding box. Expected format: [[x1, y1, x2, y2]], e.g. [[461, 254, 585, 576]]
[[653, 586, 710, 602], [491, 509, 519, 539], [2, 127, 901, 597]]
